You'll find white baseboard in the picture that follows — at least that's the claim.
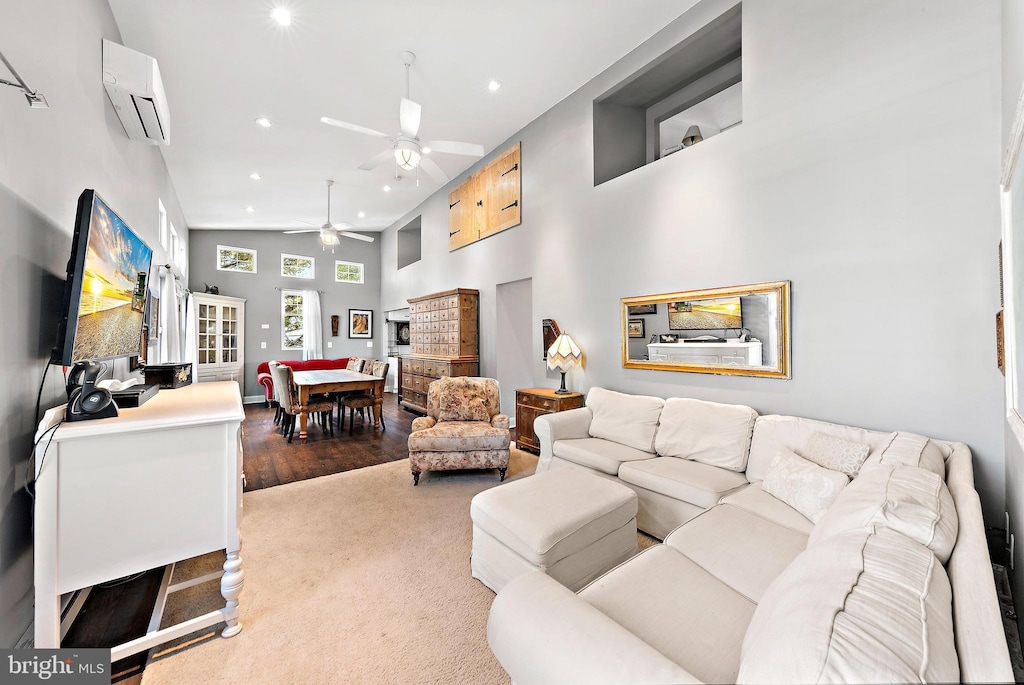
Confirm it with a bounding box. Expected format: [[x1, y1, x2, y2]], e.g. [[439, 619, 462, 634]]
[[243, 395, 266, 405]]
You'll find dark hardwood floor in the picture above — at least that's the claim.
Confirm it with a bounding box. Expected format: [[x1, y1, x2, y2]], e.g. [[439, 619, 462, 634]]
[[64, 391, 419, 682], [243, 391, 416, 491]]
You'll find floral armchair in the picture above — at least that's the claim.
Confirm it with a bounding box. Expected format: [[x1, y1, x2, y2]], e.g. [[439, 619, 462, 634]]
[[407, 377, 511, 485]]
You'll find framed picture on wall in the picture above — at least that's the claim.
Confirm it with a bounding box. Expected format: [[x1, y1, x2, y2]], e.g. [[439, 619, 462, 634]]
[[627, 303, 657, 315], [349, 309, 372, 339], [627, 319, 645, 338]]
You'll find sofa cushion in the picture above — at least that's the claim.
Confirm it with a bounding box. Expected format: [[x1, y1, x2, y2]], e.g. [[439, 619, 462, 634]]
[[665, 503, 808, 602], [863, 432, 948, 479], [552, 438, 655, 476], [407, 421, 510, 452], [720, 482, 815, 534], [762, 447, 849, 524], [617, 457, 748, 509], [581, 545, 756, 684], [802, 431, 870, 478], [738, 527, 959, 684], [654, 398, 757, 472], [809, 463, 958, 564], [438, 377, 498, 421], [470, 467, 637, 566], [746, 414, 896, 483], [586, 387, 664, 453]]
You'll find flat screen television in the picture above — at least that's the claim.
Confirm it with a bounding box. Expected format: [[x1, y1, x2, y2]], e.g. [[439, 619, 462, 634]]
[[668, 297, 742, 330], [53, 190, 154, 366]]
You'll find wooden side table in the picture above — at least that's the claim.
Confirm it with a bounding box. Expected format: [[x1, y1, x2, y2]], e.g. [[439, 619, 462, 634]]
[[515, 388, 585, 453]]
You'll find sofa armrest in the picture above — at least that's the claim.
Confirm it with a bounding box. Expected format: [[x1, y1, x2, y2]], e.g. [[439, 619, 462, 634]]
[[411, 416, 436, 432], [534, 407, 593, 472], [488, 571, 699, 685], [256, 372, 274, 401], [491, 413, 510, 430]]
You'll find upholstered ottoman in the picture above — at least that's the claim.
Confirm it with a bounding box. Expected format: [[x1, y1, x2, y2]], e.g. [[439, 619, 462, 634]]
[[470, 467, 638, 593]]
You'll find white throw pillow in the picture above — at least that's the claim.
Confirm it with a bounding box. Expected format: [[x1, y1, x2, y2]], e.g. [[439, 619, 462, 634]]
[[863, 432, 948, 479], [802, 431, 870, 478], [738, 527, 959, 684], [762, 447, 849, 524], [808, 463, 958, 563], [654, 398, 757, 471], [586, 387, 664, 453]]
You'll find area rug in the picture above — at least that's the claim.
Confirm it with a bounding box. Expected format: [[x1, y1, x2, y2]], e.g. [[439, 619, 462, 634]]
[[141, 450, 541, 684]]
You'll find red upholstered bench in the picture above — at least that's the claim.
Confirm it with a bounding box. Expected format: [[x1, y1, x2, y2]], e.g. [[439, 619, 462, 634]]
[[256, 358, 350, 407]]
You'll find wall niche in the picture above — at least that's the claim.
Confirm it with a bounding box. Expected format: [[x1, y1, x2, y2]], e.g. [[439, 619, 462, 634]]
[[593, 2, 741, 185]]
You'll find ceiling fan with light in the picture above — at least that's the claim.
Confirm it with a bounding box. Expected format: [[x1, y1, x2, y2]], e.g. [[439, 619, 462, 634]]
[[320, 52, 485, 184], [284, 180, 374, 252]]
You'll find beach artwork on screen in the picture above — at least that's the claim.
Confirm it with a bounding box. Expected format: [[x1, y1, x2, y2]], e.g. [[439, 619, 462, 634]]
[[71, 196, 153, 360], [668, 297, 742, 330]]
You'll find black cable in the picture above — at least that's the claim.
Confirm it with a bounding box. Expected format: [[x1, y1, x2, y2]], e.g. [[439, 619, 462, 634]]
[[34, 362, 52, 429], [25, 419, 62, 502]]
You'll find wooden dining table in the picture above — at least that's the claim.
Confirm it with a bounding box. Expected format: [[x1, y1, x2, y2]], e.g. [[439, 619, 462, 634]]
[[291, 369, 385, 442]]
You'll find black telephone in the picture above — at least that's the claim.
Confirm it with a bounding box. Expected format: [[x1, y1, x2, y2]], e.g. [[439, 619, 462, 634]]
[[65, 360, 119, 422]]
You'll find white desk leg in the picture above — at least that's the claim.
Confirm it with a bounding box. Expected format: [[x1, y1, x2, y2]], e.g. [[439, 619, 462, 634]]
[[220, 551, 244, 638], [34, 452, 60, 648]]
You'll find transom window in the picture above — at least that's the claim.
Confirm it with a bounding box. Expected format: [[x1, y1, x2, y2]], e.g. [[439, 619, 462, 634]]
[[335, 260, 364, 284]]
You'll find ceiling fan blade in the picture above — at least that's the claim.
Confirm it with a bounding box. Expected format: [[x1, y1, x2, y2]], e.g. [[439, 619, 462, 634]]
[[320, 116, 390, 139], [423, 140, 484, 157], [331, 222, 355, 230], [358, 148, 395, 171], [339, 231, 375, 243], [283, 229, 320, 234], [400, 97, 421, 138], [293, 219, 320, 227], [418, 155, 449, 183]]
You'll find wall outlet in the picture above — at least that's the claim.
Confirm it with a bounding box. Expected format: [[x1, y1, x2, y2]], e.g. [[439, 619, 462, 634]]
[[327, 341, 333, 348], [260, 342, 267, 349], [366, 341, 373, 348], [261, 324, 270, 329]]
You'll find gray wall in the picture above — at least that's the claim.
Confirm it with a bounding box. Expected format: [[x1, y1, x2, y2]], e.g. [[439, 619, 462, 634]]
[[380, 0, 1007, 523], [0, 0, 190, 646], [187, 230, 382, 398]]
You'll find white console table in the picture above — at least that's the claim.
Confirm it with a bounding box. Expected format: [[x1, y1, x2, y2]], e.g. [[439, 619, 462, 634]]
[[647, 340, 763, 366], [33, 381, 245, 659]]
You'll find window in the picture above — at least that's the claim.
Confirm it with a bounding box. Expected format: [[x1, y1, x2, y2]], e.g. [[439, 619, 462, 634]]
[[158, 199, 168, 249], [217, 245, 257, 273], [281, 290, 304, 350], [281, 253, 315, 279], [169, 222, 179, 267], [335, 260, 364, 284]]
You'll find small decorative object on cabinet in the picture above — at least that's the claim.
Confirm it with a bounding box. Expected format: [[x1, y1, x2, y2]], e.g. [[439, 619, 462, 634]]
[[398, 288, 479, 413], [448, 143, 521, 251], [515, 388, 585, 453], [547, 333, 583, 395], [193, 293, 245, 383], [542, 318, 560, 360]]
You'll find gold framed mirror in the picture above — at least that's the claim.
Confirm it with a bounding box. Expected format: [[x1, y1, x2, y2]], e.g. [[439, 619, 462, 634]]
[[621, 281, 791, 378]]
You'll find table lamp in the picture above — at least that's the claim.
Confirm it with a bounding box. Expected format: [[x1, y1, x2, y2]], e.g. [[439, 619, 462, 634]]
[[547, 333, 582, 395]]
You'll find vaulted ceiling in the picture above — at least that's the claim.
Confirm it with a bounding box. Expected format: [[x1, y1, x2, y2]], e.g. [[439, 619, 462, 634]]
[[109, 0, 692, 232]]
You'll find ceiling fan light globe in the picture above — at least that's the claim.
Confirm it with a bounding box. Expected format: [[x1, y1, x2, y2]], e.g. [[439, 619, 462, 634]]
[[394, 146, 420, 171]]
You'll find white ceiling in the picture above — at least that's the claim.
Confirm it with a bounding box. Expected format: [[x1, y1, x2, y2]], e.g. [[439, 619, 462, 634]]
[[108, 0, 691, 233]]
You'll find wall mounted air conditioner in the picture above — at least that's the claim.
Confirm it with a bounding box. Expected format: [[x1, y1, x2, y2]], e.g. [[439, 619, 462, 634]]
[[102, 39, 170, 145]]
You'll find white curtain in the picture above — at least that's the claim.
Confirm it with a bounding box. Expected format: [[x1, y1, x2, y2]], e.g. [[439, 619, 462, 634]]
[[302, 290, 323, 361], [183, 292, 199, 377], [158, 267, 182, 362]]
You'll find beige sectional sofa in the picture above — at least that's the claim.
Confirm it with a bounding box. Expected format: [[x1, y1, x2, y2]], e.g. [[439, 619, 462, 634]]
[[486, 388, 1013, 683]]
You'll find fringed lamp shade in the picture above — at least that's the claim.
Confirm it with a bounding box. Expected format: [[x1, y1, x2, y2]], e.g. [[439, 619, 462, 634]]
[[547, 334, 582, 394]]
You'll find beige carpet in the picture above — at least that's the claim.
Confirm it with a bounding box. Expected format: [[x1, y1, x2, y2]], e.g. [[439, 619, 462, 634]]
[[142, 450, 658, 684], [142, 451, 538, 684]]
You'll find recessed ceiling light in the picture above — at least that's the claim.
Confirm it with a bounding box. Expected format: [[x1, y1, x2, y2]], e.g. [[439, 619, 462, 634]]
[[422, 146, 432, 154], [271, 7, 291, 26], [245, 206, 255, 213], [255, 117, 272, 128], [249, 172, 262, 180], [487, 80, 501, 92], [382, 185, 392, 192], [358, 211, 366, 218]]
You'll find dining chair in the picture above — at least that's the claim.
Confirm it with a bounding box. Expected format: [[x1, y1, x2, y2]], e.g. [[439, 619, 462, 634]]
[[270, 363, 335, 442], [340, 361, 388, 434]]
